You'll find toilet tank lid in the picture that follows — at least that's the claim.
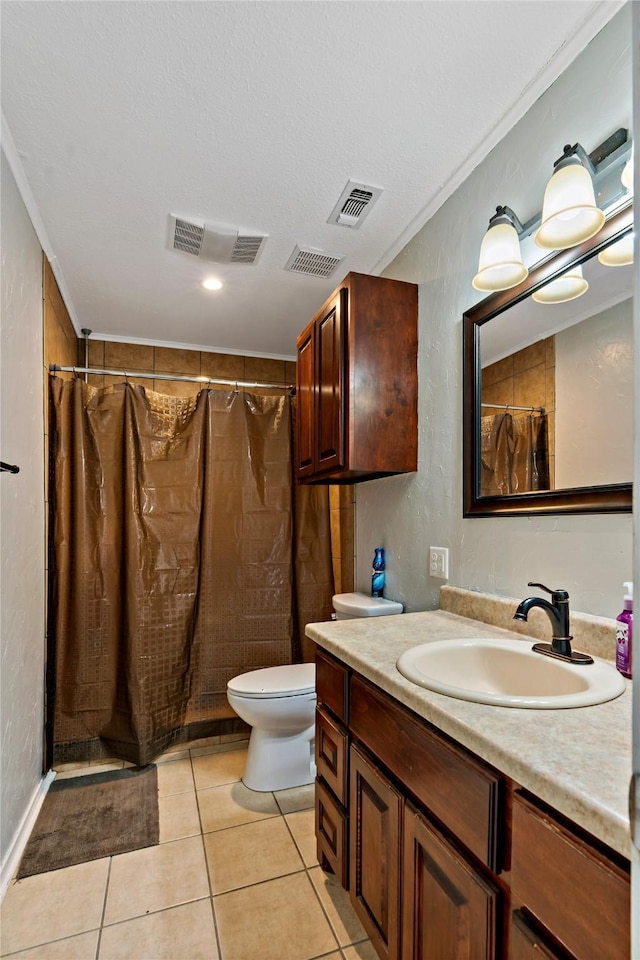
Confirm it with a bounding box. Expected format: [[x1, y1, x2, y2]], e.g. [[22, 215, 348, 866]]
[[332, 592, 404, 616], [227, 663, 315, 697]]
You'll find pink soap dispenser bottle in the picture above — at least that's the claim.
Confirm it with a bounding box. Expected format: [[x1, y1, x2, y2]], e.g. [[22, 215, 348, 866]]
[[615, 581, 633, 679]]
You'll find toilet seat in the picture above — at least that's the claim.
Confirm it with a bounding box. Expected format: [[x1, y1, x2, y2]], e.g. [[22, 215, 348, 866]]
[[227, 663, 315, 699]]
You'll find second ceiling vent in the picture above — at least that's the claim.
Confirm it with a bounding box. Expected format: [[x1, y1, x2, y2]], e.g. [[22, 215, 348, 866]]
[[169, 216, 267, 264], [327, 180, 383, 229]]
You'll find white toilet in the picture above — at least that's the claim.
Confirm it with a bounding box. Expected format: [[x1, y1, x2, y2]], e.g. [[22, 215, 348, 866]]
[[227, 591, 403, 791]]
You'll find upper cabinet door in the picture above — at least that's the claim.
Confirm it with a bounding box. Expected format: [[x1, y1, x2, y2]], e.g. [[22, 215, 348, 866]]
[[295, 319, 315, 479], [315, 288, 345, 475]]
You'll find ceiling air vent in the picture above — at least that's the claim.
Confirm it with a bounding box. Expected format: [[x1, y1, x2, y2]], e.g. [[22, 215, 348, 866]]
[[168, 216, 267, 264], [328, 180, 383, 229], [284, 246, 345, 279]]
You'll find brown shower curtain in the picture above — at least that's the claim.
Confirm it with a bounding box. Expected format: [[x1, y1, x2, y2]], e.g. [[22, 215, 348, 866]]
[[480, 412, 550, 496], [49, 379, 334, 766]]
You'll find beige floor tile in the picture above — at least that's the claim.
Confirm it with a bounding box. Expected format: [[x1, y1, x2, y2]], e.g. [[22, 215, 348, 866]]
[[343, 942, 377, 960], [0, 930, 99, 959], [154, 747, 191, 763], [309, 866, 368, 947], [159, 791, 201, 843], [219, 732, 249, 743], [99, 899, 218, 959], [0, 858, 109, 955], [274, 782, 315, 814], [186, 736, 220, 750], [204, 816, 304, 893], [285, 809, 319, 867], [197, 781, 279, 833], [190, 740, 247, 758], [191, 748, 246, 790], [214, 872, 338, 960], [103, 836, 209, 925], [156, 757, 194, 797]]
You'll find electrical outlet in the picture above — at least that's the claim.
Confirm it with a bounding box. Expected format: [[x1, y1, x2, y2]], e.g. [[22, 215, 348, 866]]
[[429, 546, 449, 580]]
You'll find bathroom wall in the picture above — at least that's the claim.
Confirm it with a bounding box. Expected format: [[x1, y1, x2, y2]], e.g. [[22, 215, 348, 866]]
[[555, 300, 633, 488], [0, 151, 46, 881], [356, 6, 633, 620]]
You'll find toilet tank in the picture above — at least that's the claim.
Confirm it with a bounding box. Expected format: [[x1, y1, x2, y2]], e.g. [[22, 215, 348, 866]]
[[332, 592, 403, 620]]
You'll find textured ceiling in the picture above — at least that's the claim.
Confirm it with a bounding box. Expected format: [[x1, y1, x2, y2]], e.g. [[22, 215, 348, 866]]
[[1, 1, 622, 359]]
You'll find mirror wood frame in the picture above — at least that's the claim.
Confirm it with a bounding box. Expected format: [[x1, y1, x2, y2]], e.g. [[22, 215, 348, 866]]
[[463, 202, 633, 518]]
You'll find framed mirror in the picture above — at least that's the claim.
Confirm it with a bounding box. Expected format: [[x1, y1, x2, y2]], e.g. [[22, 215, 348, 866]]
[[463, 203, 633, 517]]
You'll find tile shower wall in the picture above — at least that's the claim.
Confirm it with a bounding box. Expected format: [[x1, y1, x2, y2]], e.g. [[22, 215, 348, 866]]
[[81, 339, 296, 395], [482, 336, 556, 485]]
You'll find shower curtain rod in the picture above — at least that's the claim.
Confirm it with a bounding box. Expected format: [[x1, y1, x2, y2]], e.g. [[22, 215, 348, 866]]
[[49, 364, 295, 391], [481, 402, 545, 414]]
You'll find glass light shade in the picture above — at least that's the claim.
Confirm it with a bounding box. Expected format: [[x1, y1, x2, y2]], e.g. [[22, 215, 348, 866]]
[[534, 163, 605, 250], [472, 221, 528, 292], [597, 232, 634, 267], [202, 277, 223, 290], [532, 264, 588, 304], [621, 157, 633, 191]]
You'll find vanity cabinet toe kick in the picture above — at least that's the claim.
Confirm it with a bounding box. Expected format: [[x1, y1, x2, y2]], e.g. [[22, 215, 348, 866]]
[[314, 648, 630, 960]]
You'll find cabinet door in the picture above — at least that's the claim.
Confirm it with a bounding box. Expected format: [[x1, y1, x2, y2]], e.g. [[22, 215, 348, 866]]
[[315, 289, 345, 474], [295, 319, 315, 478], [350, 744, 401, 960], [511, 910, 572, 960], [402, 803, 498, 960]]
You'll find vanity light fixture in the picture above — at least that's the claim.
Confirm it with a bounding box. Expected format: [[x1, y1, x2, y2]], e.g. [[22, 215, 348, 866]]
[[534, 143, 605, 250], [621, 155, 633, 191], [472, 206, 529, 292], [202, 277, 223, 291], [532, 263, 588, 304]]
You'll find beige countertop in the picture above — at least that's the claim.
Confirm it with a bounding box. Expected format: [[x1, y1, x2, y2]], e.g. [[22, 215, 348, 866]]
[[306, 608, 632, 859]]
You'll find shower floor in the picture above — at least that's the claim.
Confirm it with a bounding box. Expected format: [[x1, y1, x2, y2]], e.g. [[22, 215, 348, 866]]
[[0, 737, 373, 960]]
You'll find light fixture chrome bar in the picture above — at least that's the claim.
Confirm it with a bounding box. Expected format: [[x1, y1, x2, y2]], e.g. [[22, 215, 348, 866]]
[[507, 129, 632, 242], [481, 403, 545, 414], [49, 365, 294, 391]]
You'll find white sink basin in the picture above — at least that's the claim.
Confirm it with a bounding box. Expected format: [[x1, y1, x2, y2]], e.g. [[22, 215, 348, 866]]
[[396, 638, 626, 708]]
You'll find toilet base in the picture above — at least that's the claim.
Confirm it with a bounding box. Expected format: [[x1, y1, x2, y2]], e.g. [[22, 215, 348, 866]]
[[242, 723, 316, 792]]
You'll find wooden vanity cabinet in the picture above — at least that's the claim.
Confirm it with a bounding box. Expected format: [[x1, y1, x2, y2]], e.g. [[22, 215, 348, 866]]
[[314, 650, 631, 960], [350, 744, 402, 960], [403, 803, 499, 960], [315, 649, 350, 884], [295, 272, 418, 483], [510, 791, 630, 960]]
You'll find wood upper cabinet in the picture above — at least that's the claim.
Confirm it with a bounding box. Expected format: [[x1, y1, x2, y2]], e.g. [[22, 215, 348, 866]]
[[403, 803, 498, 960], [295, 273, 418, 483]]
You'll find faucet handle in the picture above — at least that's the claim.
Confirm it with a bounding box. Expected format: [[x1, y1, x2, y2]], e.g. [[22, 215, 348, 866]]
[[527, 582, 569, 601]]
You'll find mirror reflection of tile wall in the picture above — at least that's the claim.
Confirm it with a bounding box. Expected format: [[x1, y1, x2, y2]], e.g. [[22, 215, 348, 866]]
[[481, 336, 556, 490]]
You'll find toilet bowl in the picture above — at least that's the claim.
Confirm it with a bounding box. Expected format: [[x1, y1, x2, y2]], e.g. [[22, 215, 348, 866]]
[[227, 592, 403, 792], [227, 663, 316, 792]]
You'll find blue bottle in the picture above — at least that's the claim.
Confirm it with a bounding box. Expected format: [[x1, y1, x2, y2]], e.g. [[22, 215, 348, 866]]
[[372, 547, 385, 598]]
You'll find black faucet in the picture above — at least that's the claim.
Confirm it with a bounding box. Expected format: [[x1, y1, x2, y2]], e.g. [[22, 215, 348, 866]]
[[513, 582, 593, 664]]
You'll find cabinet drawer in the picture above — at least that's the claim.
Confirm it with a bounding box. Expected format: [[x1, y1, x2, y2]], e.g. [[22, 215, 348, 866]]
[[316, 649, 348, 723], [316, 706, 348, 805], [349, 674, 503, 872], [511, 792, 630, 960], [315, 778, 348, 886]]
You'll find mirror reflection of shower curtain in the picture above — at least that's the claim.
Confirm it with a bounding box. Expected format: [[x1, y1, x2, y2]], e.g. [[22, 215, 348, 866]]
[[49, 379, 334, 766], [481, 412, 550, 496]]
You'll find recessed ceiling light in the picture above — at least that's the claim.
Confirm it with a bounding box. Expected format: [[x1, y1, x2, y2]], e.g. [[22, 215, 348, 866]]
[[202, 277, 223, 291]]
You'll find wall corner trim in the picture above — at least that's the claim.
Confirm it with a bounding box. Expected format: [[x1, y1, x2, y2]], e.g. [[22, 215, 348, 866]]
[[1, 112, 81, 336], [0, 770, 55, 902]]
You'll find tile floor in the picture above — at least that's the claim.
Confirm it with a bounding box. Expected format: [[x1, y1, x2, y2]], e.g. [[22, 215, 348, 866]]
[[0, 738, 375, 960]]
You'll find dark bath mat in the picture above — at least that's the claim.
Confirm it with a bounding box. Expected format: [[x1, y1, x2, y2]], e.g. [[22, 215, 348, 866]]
[[18, 765, 159, 878]]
